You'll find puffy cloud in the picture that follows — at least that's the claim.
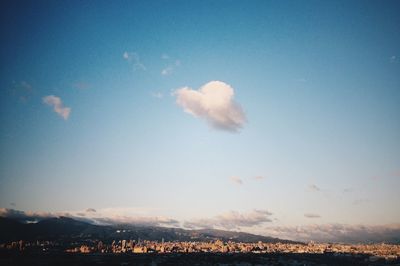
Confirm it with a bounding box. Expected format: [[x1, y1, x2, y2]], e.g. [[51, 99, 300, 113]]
[[123, 51, 146, 71], [304, 213, 321, 218], [43, 95, 71, 120], [230, 176, 243, 185], [174, 81, 246, 132], [184, 210, 273, 230], [264, 224, 400, 244]]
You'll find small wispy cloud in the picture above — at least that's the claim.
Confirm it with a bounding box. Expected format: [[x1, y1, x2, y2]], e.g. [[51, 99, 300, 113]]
[[392, 170, 400, 177], [254, 175, 265, 180], [161, 57, 181, 76], [304, 213, 321, 218], [343, 187, 354, 193], [11, 81, 34, 102], [390, 55, 397, 63], [161, 66, 173, 76], [42, 95, 71, 120], [174, 81, 246, 132], [161, 53, 170, 60], [308, 184, 321, 192], [73, 82, 91, 90], [151, 92, 163, 99], [353, 198, 369, 205], [230, 176, 243, 185], [123, 51, 146, 71]]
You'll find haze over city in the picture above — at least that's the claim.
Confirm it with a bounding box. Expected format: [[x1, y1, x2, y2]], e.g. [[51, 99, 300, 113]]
[[0, 0, 399, 244]]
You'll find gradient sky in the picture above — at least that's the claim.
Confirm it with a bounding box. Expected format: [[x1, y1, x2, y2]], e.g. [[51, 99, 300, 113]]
[[1, 0, 399, 241]]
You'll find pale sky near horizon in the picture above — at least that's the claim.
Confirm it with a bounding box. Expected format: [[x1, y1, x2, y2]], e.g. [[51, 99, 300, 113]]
[[0, 0, 399, 241]]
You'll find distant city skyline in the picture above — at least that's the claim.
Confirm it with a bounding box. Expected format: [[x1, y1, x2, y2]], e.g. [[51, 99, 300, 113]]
[[0, 0, 399, 242]]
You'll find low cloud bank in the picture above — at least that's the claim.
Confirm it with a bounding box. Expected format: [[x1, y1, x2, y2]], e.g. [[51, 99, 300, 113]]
[[184, 210, 273, 230], [2, 208, 399, 243], [264, 223, 400, 243], [0, 208, 179, 227]]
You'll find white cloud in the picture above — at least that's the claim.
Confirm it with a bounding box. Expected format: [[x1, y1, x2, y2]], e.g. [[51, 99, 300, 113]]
[[230, 176, 243, 185], [42, 95, 71, 120], [174, 81, 246, 132], [264, 223, 400, 243], [304, 213, 321, 218], [184, 210, 273, 230], [123, 51, 146, 71]]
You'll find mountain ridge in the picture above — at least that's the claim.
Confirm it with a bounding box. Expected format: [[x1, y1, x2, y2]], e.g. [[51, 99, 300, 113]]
[[0, 216, 298, 244]]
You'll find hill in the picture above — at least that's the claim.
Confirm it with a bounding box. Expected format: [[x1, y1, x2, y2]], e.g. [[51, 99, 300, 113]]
[[0, 217, 297, 244]]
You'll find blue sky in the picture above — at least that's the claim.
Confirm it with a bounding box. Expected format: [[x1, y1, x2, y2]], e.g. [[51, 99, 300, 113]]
[[0, 0, 399, 242]]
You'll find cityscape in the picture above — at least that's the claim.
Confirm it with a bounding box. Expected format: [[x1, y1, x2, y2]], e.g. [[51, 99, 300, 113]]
[[2, 238, 400, 265], [2, 238, 399, 258]]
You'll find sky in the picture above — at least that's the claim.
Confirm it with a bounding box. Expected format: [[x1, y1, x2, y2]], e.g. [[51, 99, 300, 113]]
[[0, 0, 400, 243]]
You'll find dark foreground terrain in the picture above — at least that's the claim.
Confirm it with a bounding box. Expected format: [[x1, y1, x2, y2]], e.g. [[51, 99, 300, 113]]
[[1, 252, 399, 266]]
